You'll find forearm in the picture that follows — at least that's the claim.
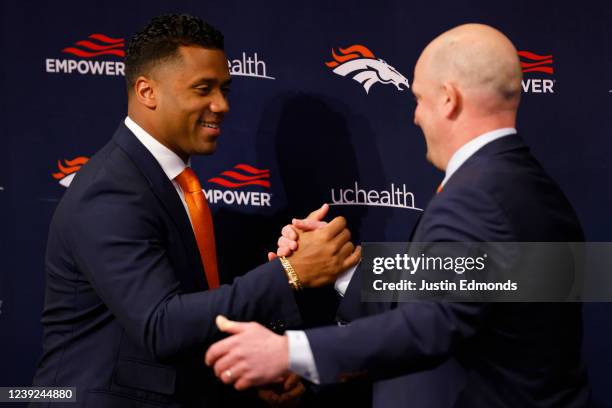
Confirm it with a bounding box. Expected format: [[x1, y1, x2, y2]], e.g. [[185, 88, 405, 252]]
[[138, 260, 302, 360], [305, 302, 485, 383]]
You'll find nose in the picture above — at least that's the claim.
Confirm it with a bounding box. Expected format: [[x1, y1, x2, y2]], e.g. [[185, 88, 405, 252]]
[[210, 91, 229, 114]]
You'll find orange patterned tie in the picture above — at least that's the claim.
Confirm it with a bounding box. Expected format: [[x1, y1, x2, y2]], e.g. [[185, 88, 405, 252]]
[[175, 167, 220, 289]]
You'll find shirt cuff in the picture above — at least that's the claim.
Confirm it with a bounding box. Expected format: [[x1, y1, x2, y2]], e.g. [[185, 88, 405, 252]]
[[286, 330, 320, 384], [334, 264, 358, 297]]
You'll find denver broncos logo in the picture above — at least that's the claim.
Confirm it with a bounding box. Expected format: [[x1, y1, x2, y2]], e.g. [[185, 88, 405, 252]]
[[52, 157, 89, 188], [325, 44, 409, 94]]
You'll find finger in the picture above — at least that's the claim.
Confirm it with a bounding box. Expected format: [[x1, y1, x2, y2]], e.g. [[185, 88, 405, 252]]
[[330, 228, 351, 252], [283, 373, 300, 390], [216, 315, 248, 335], [322, 216, 347, 239], [257, 389, 279, 404], [213, 352, 241, 381], [281, 224, 298, 240], [277, 246, 291, 257], [280, 381, 305, 401], [306, 203, 329, 221], [221, 361, 248, 386], [278, 236, 298, 251], [293, 219, 327, 231], [267, 252, 277, 261], [337, 240, 355, 259], [234, 376, 255, 391], [342, 245, 362, 270], [205, 336, 236, 366]]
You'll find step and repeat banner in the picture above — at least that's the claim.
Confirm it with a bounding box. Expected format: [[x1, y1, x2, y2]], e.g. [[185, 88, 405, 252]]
[[1, 0, 611, 406]]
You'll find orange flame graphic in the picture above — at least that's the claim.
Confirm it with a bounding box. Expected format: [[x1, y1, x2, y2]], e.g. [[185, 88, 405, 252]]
[[325, 44, 376, 68], [52, 157, 89, 180]]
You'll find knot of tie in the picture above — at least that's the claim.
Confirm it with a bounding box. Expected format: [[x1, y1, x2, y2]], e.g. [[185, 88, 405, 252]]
[[175, 167, 203, 193]]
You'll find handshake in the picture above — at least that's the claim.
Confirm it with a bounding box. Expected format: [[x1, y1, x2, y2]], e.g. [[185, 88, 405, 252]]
[[205, 204, 359, 404], [266, 203, 361, 289]]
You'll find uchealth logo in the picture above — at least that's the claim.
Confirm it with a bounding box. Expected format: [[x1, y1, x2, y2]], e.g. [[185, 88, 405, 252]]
[[45, 33, 125, 76], [518, 51, 554, 94], [52, 157, 89, 188], [330, 182, 422, 211], [326, 45, 410, 94], [204, 164, 272, 207], [228, 52, 275, 80]]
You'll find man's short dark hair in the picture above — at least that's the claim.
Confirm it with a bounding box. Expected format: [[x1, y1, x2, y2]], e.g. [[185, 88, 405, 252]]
[[125, 14, 224, 90]]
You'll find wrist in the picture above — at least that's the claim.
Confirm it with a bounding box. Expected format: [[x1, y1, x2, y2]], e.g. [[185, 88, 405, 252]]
[[280, 334, 290, 374], [280, 256, 303, 291]]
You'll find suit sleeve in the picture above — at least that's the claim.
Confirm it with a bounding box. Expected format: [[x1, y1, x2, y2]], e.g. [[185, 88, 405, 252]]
[[336, 266, 395, 323], [67, 178, 301, 361], [305, 186, 513, 383]]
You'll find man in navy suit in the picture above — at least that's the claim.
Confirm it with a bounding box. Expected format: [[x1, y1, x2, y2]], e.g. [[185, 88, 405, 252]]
[[32, 14, 360, 407], [205, 24, 590, 407]]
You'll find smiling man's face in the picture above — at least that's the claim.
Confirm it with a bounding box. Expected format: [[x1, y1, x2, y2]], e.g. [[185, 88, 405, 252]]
[[151, 45, 231, 161]]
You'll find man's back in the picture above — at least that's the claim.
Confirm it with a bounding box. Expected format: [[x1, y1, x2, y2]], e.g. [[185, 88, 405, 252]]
[[324, 134, 589, 408], [378, 134, 589, 407]]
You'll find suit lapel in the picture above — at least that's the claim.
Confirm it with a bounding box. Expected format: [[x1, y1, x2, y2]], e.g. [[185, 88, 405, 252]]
[[112, 123, 208, 291]]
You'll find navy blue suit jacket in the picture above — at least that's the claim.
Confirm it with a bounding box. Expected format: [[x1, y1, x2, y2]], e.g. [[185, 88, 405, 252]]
[[32, 123, 302, 407], [308, 134, 590, 407]]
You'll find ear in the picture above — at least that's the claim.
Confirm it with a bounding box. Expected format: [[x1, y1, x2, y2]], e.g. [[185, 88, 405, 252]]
[[133, 76, 157, 109], [441, 82, 460, 119]]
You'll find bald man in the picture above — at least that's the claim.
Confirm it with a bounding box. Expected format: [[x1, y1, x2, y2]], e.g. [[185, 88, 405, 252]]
[[204, 24, 590, 407]]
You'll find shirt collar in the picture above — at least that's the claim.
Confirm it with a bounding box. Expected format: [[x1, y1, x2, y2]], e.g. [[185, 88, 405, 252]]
[[440, 127, 517, 188], [124, 116, 190, 181]]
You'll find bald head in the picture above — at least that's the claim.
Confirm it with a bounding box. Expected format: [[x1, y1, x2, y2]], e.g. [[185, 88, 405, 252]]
[[412, 24, 522, 170], [419, 24, 522, 112]]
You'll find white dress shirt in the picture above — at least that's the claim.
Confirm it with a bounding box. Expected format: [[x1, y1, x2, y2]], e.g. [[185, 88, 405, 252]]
[[124, 116, 194, 227], [287, 127, 518, 384], [440, 127, 517, 189]]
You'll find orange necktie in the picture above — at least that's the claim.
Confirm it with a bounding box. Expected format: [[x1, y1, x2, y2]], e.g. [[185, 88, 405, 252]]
[[436, 182, 443, 194], [175, 167, 220, 289]]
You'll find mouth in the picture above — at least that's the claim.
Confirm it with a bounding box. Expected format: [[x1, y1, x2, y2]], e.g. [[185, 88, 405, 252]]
[[198, 120, 220, 130], [197, 120, 222, 137]]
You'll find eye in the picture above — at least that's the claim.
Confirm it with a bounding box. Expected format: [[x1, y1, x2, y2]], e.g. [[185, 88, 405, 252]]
[[221, 87, 231, 96], [196, 87, 211, 95]]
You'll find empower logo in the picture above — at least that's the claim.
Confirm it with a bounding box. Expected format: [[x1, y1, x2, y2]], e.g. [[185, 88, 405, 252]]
[[204, 164, 272, 207], [325, 44, 409, 94], [518, 51, 554, 94], [330, 182, 422, 211], [62, 34, 125, 58], [45, 33, 125, 76], [52, 157, 89, 188]]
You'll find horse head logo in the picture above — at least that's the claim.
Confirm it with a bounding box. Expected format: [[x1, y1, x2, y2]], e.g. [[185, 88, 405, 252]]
[[326, 45, 410, 94]]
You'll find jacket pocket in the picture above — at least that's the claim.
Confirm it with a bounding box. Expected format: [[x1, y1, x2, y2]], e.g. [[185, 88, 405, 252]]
[[113, 358, 176, 396]]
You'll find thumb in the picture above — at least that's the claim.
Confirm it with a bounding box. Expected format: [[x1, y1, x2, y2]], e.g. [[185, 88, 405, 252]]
[[216, 315, 246, 335], [267, 252, 278, 261], [306, 203, 329, 221], [292, 219, 327, 231]]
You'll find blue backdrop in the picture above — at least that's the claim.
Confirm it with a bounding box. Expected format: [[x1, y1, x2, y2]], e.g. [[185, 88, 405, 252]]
[[1, 0, 611, 406]]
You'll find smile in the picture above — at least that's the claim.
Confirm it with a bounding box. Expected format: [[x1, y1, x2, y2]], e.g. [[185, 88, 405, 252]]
[[198, 120, 220, 129]]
